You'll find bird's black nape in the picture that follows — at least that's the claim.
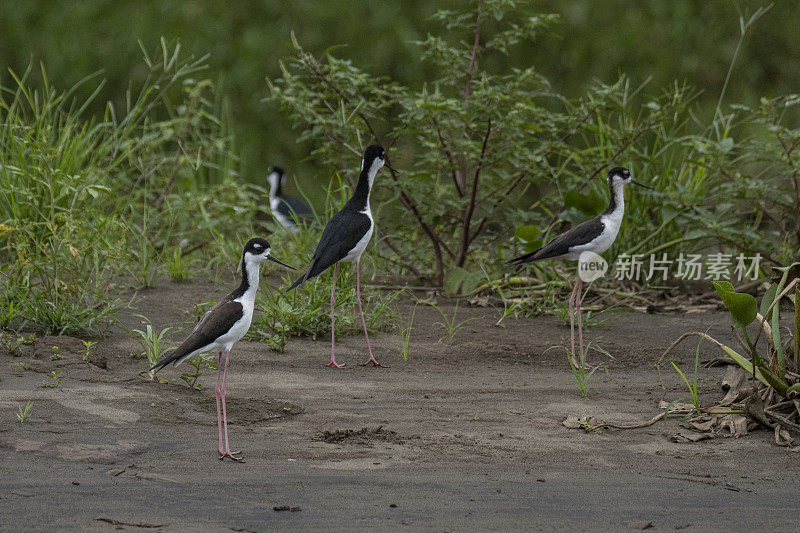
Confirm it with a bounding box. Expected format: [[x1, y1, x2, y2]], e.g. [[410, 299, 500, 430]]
[[268, 165, 284, 176], [362, 144, 385, 169], [608, 166, 630, 179]]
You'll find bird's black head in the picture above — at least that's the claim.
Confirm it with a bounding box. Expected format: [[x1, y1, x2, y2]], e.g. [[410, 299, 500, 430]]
[[244, 237, 272, 262], [268, 165, 285, 176], [608, 167, 653, 191], [361, 144, 386, 174], [242, 237, 296, 270], [608, 167, 631, 183], [608, 166, 653, 190]]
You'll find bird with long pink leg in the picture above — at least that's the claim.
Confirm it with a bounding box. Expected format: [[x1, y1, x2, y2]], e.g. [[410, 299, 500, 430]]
[[151, 238, 294, 462], [508, 167, 652, 368], [287, 144, 390, 368]]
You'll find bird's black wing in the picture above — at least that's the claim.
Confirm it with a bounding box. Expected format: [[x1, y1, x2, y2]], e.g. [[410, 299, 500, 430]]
[[508, 215, 605, 264], [150, 300, 244, 371], [279, 196, 314, 222], [287, 209, 371, 290]]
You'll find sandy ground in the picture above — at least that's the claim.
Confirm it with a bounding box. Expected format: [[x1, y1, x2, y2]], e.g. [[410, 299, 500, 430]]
[[1, 280, 798, 532]]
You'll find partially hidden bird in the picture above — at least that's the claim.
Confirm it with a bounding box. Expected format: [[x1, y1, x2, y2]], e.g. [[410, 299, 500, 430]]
[[287, 144, 389, 368], [508, 167, 652, 367], [266, 165, 313, 233], [151, 237, 295, 462]]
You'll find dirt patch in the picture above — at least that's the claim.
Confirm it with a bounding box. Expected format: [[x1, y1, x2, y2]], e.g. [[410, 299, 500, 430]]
[[314, 425, 404, 445], [2, 280, 799, 530]]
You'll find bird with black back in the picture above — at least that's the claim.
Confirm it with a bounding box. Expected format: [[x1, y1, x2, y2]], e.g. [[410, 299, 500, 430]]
[[266, 165, 314, 233], [151, 237, 295, 462], [509, 167, 652, 368], [287, 144, 390, 368]]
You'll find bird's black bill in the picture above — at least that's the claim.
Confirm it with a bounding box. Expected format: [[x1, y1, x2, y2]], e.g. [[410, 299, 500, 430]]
[[631, 180, 654, 190], [268, 255, 296, 270], [384, 162, 396, 173]]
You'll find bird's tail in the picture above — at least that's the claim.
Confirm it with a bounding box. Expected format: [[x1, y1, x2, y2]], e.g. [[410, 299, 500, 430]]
[[149, 350, 187, 373], [286, 275, 306, 292], [286, 259, 318, 292], [507, 250, 541, 265]]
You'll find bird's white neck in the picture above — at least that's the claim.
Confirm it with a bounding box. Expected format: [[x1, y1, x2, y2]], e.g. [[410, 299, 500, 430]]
[[267, 172, 281, 199], [239, 259, 261, 302], [611, 181, 625, 217]]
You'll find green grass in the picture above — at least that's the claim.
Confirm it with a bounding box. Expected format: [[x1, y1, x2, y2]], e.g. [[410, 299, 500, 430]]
[[421, 300, 478, 344], [129, 315, 175, 379], [16, 401, 34, 423]]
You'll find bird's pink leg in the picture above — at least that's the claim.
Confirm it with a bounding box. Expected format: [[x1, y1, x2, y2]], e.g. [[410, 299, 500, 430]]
[[357, 259, 382, 367], [327, 263, 344, 368], [219, 349, 243, 462], [215, 351, 224, 456]]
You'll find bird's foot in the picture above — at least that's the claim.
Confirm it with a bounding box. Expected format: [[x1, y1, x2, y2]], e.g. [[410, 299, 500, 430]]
[[326, 360, 345, 368], [361, 357, 386, 368], [219, 450, 244, 462]]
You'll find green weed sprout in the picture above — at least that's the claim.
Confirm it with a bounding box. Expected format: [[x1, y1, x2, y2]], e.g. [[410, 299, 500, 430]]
[[400, 304, 417, 361], [669, 332, 704, 416], [81, 340, 97, 362], [180, 353, 217, 390], [422, 300, 477, 344], [41, 370, 63, 388], [130, 315, 175, 379], [16, 401, 34, 423]]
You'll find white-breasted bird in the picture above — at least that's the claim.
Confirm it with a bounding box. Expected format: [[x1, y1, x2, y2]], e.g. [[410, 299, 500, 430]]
[[508, 167, 652, 366], [151, 237, 295, 462], [287, 144, 389, 368], [266, 165, 313, 233]]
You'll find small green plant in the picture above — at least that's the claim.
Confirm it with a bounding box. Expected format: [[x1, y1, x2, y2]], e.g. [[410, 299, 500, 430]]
[[16, 401, 34, 423], [130, 315, 174, 378], [81, 340, 97, 362], [1, 332, 36, 356], [49, 345, 61, 361], [167, 246, 191, 283], [180, 353, 217, 390], [669, 333, 704, 416], [399, 304, 417, 361], [550, 339, 610, 397], [41, 370, 64, 388], [422, 300, 477, 344]]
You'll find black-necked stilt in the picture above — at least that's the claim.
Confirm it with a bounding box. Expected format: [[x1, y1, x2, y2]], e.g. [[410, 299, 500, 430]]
[[508, 167, 652, 365], [267, 165, 313, 233], [151, 237, 295, 461], [287, 144, 389, 368]]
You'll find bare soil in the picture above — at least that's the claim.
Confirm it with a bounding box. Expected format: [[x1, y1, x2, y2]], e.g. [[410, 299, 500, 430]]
[[1, 279, 798, 531]]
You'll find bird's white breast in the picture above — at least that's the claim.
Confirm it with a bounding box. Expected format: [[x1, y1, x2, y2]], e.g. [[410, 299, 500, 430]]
[[342, 209, 374, 262]]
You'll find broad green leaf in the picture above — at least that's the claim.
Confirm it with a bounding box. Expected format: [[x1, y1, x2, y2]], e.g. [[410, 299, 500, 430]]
[[443, 267, 469, 296], [713, 281, 757, 328], [461, 270, 484, 295], [514, 225, 542, 252], [514, 224, 540, 242], [759, 283, 778, 318]]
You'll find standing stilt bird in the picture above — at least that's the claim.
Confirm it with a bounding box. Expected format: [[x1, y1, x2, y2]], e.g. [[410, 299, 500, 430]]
[[508, 167, 652, 366], [287, 145, 389, 368], [266, 166, 313, 234], [151, 238, 295, 462]]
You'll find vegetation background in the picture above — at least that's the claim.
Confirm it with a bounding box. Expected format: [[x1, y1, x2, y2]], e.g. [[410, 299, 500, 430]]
[[2, 0, 798, 186], [1, 0, 798, 338]]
